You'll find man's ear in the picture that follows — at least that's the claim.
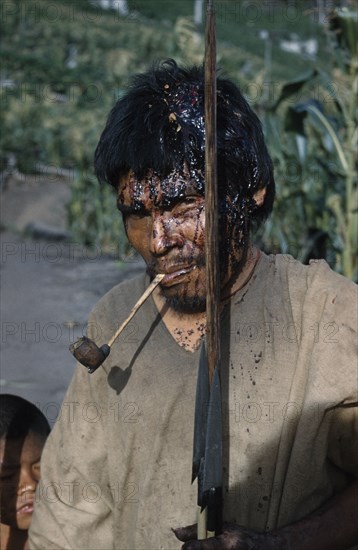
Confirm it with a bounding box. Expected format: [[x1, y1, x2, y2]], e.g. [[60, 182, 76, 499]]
[[117, 171, 131, 198], [253, 187, 267, 207]]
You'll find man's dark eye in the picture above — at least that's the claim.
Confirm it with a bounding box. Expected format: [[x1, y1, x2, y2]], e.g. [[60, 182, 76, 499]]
[[120, 206, 148, 220], [128, 210, 149, 220], [180, 197, 199, 207], [171, 197, 202, 217]]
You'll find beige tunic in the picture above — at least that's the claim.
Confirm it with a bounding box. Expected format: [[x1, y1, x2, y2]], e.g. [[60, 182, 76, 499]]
[[29, 254, 358, 549]]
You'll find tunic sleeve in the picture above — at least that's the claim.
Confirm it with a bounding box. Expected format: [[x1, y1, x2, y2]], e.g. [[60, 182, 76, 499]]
[[327, 403, 358, 479], [29, 323, 114, 549], [310, 261, 358, 480]]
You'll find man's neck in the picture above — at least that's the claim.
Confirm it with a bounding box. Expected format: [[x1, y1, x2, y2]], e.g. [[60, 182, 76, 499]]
[[153, 246, 260, 352], [221, 245, 261, 302]]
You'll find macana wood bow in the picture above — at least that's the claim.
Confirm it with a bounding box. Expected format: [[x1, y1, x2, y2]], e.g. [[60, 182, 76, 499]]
[[191, 0, 223, 540]]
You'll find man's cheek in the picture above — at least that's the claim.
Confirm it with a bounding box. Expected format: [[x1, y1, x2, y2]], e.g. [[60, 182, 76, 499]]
[[183, 217, 205, 248]]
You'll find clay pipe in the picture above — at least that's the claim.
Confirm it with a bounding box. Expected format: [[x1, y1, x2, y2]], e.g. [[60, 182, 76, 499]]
[[69, 274, 165, 373]]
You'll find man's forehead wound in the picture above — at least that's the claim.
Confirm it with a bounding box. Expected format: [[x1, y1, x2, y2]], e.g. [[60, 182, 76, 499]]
[[164, 84, 261, 200], [119, 168, 204, 210], [165, 82, 204, 128], [164, 82, 205, 166]]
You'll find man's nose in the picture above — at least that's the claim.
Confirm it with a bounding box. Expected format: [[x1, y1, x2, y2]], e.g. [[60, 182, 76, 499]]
[[150, 212, 184, 255]]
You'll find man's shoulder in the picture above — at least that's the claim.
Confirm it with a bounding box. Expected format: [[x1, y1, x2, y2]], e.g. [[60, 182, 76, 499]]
[[267, 254, 357, 325], [268, 253, 356, 295], [89, 271, 147, 323]]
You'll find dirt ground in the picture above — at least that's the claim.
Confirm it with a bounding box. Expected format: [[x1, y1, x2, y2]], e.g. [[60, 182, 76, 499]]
[[0, 174, 144, 423]]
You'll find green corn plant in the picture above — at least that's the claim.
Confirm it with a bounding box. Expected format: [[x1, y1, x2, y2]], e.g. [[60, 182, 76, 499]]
[[262, 8, 357, 280]]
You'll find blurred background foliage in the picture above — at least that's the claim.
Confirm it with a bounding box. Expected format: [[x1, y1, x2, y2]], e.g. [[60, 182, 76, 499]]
[[1, 0, 357, 278]]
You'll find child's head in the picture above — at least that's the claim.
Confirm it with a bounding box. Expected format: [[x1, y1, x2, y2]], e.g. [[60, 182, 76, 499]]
[[0, 394, 50, 530]]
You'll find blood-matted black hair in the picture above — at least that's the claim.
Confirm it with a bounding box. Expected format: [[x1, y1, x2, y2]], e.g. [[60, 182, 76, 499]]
[[94, 59, 275, 229]]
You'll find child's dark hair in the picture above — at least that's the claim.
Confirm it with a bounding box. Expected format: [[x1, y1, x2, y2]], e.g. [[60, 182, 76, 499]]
[[0, 394, 50, 440], [94, 58, 275, 228]]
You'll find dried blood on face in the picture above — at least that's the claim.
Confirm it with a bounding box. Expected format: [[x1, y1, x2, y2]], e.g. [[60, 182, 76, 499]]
[[118, 168, 208, 313]]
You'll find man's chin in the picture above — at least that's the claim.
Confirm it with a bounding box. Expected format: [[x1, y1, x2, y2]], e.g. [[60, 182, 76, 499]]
[[163, 293, 206, 314]]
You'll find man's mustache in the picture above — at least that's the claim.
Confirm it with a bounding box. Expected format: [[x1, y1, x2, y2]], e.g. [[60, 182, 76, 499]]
[[146, 254, 206, 276]]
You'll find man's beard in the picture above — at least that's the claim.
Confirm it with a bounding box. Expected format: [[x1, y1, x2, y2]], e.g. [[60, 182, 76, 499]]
[[148, 253, 207, 314], [151, 231, 249, 315], [158, 259, 207, 314], [161, 239, 249, 314], [163, 293, 207, 314]]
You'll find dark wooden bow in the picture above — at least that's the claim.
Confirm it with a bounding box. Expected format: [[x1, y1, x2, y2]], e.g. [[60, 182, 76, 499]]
[[192, 0, 222, 539]]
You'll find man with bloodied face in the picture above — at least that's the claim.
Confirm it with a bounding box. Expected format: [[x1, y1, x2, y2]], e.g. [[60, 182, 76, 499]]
[[29, 61, 357, 549], [97, 60, 273, 350]]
